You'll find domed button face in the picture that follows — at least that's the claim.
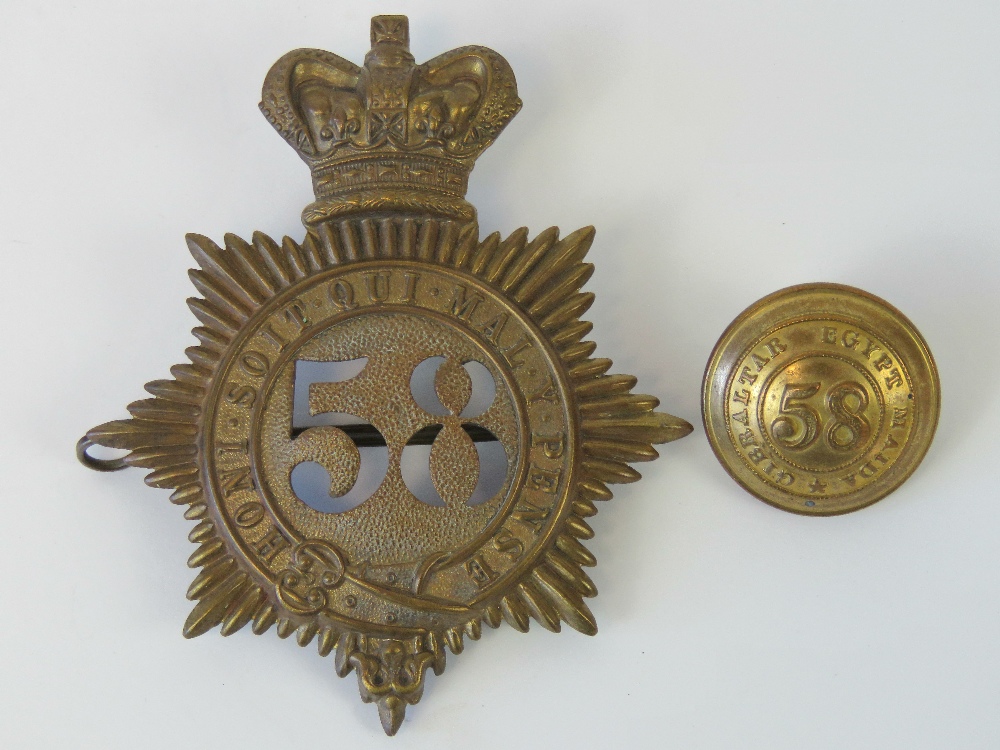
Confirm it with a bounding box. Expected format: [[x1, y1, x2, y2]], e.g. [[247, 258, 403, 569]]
[[702, 283, 940, 515]]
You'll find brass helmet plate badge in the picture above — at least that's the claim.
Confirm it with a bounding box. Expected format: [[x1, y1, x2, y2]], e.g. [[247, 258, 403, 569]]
[[79, 15, 692, 735]]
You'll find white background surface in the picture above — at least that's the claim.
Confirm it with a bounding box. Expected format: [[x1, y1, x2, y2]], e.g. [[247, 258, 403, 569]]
[[2, 1, 998, 747]]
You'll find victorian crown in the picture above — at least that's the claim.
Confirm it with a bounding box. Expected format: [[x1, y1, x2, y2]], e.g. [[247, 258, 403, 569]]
[[260, 15, 521, 226]]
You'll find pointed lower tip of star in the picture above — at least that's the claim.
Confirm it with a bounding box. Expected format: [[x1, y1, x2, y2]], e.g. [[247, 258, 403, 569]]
[[378, 696, 406, 736]]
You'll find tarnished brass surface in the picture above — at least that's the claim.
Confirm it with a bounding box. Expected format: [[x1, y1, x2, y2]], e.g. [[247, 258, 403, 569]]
[[79, 15, 692, 735], [703, 283, 939, 516]]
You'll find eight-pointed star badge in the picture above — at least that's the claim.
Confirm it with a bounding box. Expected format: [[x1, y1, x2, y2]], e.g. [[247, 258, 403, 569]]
[[79, 15, 692, 735]]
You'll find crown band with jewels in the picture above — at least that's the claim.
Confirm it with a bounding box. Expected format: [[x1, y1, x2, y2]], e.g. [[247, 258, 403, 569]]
[[260, 15, 522, 226]]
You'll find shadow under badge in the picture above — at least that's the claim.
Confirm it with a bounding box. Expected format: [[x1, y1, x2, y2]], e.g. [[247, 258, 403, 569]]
[[79, 15, 692, 736]]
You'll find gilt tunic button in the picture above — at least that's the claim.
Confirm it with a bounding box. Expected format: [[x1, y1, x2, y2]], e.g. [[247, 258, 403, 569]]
[[703, 283, 939, 515]]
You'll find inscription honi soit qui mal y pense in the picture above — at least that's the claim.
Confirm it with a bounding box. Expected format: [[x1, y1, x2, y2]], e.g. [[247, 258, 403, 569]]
[[201, 264, 575, 615], [727, 321, 913, 499]]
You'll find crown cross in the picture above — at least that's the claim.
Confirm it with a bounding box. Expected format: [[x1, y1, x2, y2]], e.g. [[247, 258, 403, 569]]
[[371, 15, 408, 46], [260, 15, 522, 227]]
